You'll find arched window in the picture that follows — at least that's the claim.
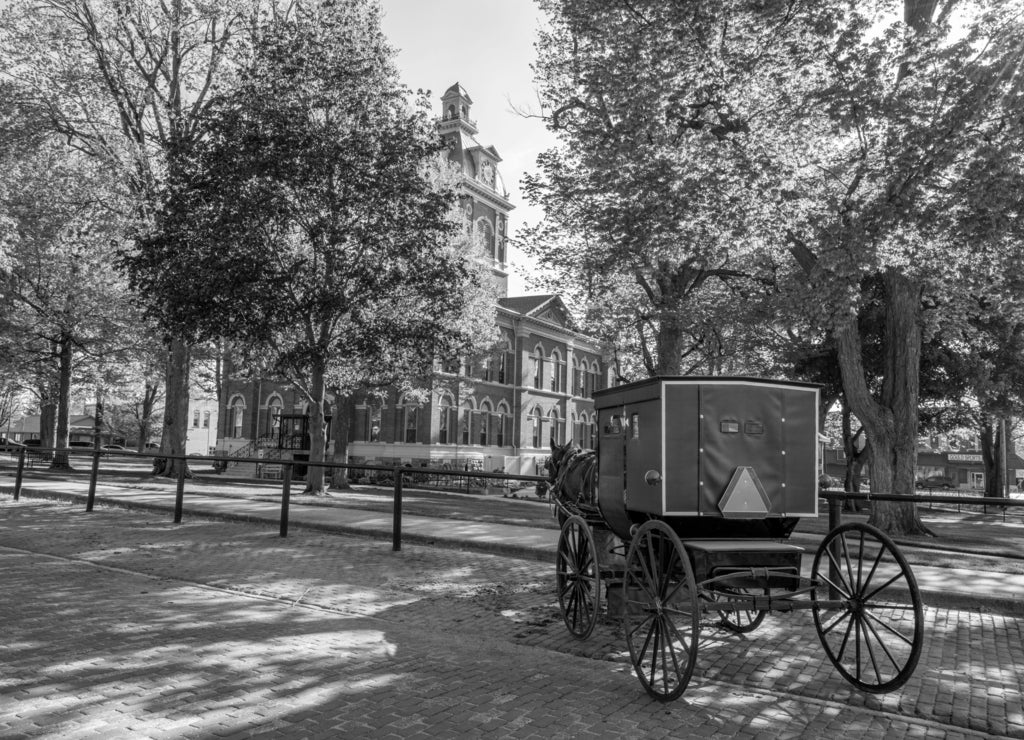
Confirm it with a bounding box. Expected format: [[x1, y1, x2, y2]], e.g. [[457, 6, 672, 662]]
[[398, 395, 420, 444], [478, 400, 493, 446], [476, 219, 496, 260], [549, 349, 565, 393], [578, 412, 592, 449], [358, 399, 383, 442], [438, 394, 455, 445], [549, 408, 564, 446], [497, 337, 513, 384], [532, 345, 545, 389], [265, 396, 283, 437], [460, 400, 474, 445], [531, 406, 544, 449], [229, 396, 245, 439], [496, 401, 510, 447]]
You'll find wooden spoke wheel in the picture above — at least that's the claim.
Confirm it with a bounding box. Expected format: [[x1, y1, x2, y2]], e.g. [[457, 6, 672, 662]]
[[622, 520, 699, 702], [556, 515, 601, 640], [714, 587, 767, 634], [811, 522, 924, 693]]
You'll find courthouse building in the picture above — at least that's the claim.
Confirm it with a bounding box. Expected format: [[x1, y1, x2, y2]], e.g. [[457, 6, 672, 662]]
[[217, 83, 608, 477]]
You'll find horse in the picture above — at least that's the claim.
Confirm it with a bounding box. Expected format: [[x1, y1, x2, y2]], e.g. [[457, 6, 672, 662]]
[[547, 439, 598, 521]]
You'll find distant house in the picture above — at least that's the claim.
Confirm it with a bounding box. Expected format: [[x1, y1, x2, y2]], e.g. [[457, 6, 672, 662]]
[[5, 414, 99, 445], [822, 444, 1024, 491]]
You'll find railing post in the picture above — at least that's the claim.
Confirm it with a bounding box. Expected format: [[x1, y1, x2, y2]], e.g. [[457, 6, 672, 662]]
[[86, 448, 101, 512], [280, 463, 293, 538], [173, 457, 187, 523], [393, 466, 403, 552], [14, 448, 25, 501]]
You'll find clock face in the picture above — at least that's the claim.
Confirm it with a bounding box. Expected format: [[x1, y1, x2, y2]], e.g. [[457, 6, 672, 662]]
[[481, 160, 495, 187]]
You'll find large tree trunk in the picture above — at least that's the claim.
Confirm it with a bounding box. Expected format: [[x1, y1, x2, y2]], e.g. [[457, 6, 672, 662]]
[[51, 332, 74, 469], [835, 271, 931, 535], [38, 386, 57, 463], [157, 338, 191, 477], [304, 361, 328, 494], [655, 309, 686, 375], [137, 380, 159, 452], [329, 391, 353, 490], [980, 417, 1007, 498]]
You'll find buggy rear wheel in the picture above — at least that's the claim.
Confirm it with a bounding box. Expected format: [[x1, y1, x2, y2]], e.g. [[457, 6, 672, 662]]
[[811, 522, 924, 693], [556, 515, 600, 640], [714, 587, 767, 634], [623, 520, 699, 702]]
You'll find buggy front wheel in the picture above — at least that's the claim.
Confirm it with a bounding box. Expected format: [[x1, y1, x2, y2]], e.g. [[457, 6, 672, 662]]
[[556, 515, 600, 640], [623, 520, 699, 701]]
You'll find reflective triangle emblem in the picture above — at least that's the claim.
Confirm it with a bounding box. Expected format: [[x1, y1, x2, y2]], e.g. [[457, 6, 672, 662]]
[[719, 466, 772, 519]]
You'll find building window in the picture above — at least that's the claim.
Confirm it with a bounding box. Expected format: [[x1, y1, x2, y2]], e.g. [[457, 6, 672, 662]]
[[478, 400, 492, 446], [193, 410, 200, 428], [460, 401, 473, 445], [549, 408, 564, 446], [550, 350, 565, 393], [533, 346, 544, 389], [496, 402, 510, 447], [229, 397, 245, 438], [438, 395, 455, 444], [399, 398, 419, 444], [265, 397, 283, 437], [531, 406, 544, 449], [361, 402, 383, 442], [202, 410, 211, 429]]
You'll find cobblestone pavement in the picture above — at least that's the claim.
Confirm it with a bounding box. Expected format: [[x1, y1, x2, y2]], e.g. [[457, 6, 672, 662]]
[[2, 496, 1022, 739]]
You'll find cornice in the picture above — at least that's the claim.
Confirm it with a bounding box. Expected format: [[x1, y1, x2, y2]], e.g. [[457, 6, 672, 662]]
[[496, 307, 604, 353], [462, 178, 514, 211]]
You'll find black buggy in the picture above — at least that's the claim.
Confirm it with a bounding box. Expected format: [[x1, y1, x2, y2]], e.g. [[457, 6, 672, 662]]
[[549, 376, 924, 701]]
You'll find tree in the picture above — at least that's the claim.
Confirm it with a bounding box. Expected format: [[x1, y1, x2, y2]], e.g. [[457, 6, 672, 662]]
[[132, 0, 496, 493], [787, 0, 1024, 533], [0, 128, 137, 467], [524, 0, 834, 377], [0, 0, 266, 476]]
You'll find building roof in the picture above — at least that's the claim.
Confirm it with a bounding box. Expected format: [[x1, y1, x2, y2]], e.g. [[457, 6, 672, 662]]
[[7, 414, 95, 435], [443, 82, 472, 103], [498, 295, 559, 316]]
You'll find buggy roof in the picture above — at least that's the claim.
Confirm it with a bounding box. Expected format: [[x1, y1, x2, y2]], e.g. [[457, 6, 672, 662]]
[[593, 376, 821, 408]]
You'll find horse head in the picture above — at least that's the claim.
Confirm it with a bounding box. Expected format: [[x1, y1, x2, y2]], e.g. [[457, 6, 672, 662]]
[[549, 438, 581, 483]]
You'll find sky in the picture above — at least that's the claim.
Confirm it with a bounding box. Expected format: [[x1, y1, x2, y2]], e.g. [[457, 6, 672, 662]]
[[379, 0, 555, 295]]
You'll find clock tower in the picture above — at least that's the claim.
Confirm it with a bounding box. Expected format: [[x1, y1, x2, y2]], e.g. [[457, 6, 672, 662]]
[[437, 83, 512, 297]]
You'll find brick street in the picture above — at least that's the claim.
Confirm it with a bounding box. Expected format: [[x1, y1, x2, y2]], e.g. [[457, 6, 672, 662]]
[[1, 496, 1022, 739]]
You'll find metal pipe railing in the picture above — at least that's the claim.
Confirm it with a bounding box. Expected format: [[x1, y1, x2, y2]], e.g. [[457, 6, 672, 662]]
[[3, 446, 547, 549]]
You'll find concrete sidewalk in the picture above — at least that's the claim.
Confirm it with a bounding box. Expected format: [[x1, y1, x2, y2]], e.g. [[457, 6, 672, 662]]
[[4, 470, 1023, 616]]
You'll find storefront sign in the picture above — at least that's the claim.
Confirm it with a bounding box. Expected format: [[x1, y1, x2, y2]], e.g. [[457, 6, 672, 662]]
[[947, 453, 983, 463]]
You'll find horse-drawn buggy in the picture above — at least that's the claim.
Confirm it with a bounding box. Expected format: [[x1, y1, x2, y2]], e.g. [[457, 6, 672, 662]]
[[549, 376, 923, 701]]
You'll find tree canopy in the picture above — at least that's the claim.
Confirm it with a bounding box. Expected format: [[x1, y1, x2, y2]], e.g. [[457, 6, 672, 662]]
[[130, 0, 496, 492]]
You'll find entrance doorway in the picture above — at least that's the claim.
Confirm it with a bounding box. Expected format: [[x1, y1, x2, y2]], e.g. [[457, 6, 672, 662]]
[[969, 471, 985, 490]]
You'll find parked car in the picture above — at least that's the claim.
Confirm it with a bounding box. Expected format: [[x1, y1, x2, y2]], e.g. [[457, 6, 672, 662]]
[[0, 437, 25, 453], [918, 475, 956, 490], [101, 444, 131, 455]]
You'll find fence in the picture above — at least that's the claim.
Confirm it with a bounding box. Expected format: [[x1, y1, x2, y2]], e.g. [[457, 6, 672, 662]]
[[1, 446, 547, 551], [6, 446, 1022, 554]]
